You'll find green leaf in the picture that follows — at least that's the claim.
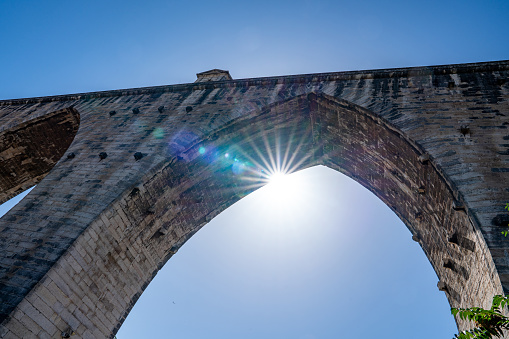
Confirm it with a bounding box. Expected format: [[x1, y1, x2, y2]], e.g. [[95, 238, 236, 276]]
[[452, 295, 509, 339]]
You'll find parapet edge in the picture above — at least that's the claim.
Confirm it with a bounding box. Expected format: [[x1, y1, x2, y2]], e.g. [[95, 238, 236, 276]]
[[1, 60, 508, 106]]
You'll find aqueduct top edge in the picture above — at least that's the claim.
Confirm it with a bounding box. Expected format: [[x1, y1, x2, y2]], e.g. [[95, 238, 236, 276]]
[[1, 60, 508, 106]]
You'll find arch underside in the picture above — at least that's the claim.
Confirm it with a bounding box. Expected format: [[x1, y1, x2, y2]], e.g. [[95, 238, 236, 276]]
[[57, 93, 494, 337], [0, 107, 80, 204]]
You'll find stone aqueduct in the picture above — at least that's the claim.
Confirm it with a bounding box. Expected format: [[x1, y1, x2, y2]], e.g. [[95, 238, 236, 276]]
[[0, 61, 508, 338]]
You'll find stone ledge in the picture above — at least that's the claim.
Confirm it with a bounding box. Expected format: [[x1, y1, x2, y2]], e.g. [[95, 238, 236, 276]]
[[1, 60, 507, 106]]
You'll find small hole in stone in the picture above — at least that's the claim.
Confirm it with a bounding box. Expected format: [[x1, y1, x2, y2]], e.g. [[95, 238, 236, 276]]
[[99, 152, 108, 160], [129, 187, 140, 197], [418, 153, 429, 165], [452, 200, 466, 211], [415, 212, 423, 221], [67, 152, 75, 159], [158, 106, 165, 113], [132, 108, 140, 114], [492, 214, 509, 227], [150, 229, 165, 240], [459, 126, 470, 136], [109, 110, 116, 116], [134, 152, 143, 161], [448, 233, 458, 244], [443, 259, 454, 269], [186, 106, 193, 113]]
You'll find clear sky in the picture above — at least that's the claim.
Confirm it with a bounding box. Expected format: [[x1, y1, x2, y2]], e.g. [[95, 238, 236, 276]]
[[0, 1, 508, 338]]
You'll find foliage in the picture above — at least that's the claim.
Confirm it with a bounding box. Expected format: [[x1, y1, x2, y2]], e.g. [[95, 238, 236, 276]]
[[452, 295, 509, 338], [501, 203, 509, 237]]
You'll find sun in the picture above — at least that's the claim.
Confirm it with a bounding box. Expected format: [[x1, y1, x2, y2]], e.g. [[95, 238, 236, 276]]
[[261, 170, 304, 205], [268, 171, 288, 185]]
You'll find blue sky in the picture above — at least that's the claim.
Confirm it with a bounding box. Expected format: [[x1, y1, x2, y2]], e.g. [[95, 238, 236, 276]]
[[0, 1, 508, 338]]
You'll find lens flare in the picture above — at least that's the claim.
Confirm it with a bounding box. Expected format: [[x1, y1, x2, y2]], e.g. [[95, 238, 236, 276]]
[[152, 127, 165, 139], [166, 117, 315, 207], [232, 161, 247, 175]]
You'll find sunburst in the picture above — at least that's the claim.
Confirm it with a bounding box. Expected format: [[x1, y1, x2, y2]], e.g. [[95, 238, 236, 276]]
[[229, 122, 315, 195]]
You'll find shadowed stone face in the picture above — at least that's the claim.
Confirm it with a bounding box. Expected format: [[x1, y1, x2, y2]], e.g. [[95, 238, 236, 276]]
[[0, 107, 80, 204], [0, 60, 507, 338]]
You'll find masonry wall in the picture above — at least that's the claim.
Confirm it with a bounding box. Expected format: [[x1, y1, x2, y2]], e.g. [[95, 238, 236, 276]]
[[0, 61, 507, 338]]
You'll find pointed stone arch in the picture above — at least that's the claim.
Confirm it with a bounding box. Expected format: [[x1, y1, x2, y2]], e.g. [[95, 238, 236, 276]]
[[1, 93, 497, 338], [0, 61, 507, 338]]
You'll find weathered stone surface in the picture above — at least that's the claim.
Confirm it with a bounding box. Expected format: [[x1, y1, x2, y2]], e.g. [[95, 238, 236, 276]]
[[0, 60, 507, 338]]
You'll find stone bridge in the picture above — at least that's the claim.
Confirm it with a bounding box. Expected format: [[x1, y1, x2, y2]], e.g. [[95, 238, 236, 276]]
[[0, 61, 508, 338]]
